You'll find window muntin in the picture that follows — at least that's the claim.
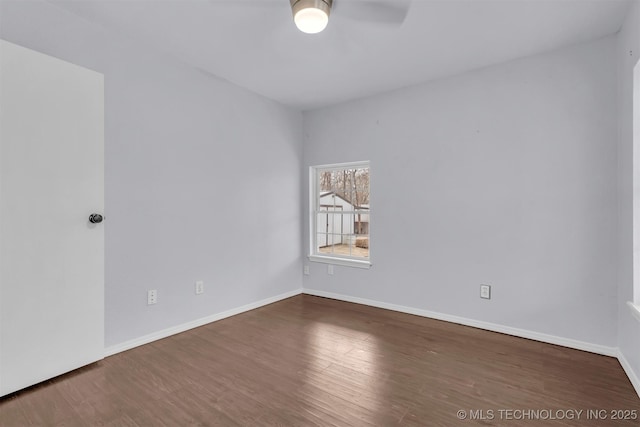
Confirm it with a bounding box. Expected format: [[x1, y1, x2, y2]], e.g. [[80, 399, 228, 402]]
[[310, 161, 370, 267]]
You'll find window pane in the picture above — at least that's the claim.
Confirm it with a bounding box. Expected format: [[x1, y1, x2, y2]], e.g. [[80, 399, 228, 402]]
[[339, 212, 353, 236], [354, 234, 370, 258], [331, 171, 342, 193], [316, 233, 330, 251], [354, 209, 368, 235], [316, 212, 328, 235], [312, 162, 370, 263], [338, 234, 369, 258], [328, 212, 342, 237]]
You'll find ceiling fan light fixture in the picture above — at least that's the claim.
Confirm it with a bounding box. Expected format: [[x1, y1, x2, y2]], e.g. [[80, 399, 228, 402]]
[[291, 0, 332, 34]]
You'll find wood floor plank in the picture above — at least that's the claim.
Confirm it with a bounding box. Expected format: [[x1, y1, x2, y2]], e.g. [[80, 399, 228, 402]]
[[1, 294, 638, 426]]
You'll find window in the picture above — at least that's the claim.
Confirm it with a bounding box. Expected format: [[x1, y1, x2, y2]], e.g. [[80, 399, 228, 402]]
[[309, 161, 371, 269]]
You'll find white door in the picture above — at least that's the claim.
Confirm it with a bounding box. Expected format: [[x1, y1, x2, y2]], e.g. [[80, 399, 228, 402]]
[[0, 40, 104, 397]]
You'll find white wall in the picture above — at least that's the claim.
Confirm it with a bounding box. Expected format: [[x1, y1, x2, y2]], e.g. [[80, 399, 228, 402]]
[[303, 37, 619, 349], [617, 0, 640, 391], [0, 0, 303, 348]]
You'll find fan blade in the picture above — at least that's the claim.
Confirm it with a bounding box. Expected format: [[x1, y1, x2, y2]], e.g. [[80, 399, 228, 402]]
[[335, 0, 411, 26]]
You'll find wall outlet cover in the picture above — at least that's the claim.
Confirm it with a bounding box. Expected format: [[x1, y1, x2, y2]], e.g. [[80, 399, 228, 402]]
[[147, 289, 157, 305], [480, 285, 491, 299]]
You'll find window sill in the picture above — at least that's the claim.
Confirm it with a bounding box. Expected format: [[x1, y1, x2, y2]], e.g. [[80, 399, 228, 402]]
[[308, 255, 371, 269], [628, 301, 640, 323]]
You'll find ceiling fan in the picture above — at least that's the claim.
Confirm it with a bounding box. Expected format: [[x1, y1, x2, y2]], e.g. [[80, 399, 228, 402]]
[[289, 0, 411, 34]]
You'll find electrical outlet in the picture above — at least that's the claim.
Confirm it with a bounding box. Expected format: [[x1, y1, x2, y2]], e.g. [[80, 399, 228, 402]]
[[328, 264, 334, 275], [480, 284, 491, 300], [195, 280, 204, 295], [303, 265, 310, 275], [147, 289, 157, 305]]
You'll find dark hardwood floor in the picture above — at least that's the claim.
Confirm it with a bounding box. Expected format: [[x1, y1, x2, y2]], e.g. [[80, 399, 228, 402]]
[[1, 294, 638, 426]]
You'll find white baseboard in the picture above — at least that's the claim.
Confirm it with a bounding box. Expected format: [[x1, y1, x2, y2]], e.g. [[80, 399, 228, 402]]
[[302, 289, 618, 357], [618, 349, 640, 398], [104, 288, 302, 357]]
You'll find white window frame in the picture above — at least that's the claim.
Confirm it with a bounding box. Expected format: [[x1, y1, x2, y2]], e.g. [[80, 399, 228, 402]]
[[309, 161, 371, 269]]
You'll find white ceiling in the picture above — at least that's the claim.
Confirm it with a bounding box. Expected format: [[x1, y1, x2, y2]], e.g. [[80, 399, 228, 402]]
[[50, 0, 632, 110]]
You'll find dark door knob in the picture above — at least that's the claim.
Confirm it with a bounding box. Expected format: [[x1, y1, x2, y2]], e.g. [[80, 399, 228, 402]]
[[89, 214, 104, 224]]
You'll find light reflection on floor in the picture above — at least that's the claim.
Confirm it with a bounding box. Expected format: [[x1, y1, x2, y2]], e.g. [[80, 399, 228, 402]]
[[297, 321, 390, 425]]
